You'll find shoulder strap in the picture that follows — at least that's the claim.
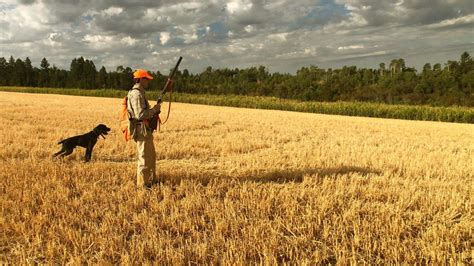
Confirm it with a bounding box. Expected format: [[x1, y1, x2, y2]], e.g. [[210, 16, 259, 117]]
[[126, 89, 136, 119]]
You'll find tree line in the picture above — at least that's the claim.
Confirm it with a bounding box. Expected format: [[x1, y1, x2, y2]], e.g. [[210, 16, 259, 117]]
[[0, 52, 472, 106]]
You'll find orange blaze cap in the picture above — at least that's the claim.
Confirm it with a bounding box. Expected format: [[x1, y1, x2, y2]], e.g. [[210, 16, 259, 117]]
[[133, 69, 154, 80]]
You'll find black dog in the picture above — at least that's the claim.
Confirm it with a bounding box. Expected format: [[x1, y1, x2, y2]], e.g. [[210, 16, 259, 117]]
[[53, 124, 111, 162]]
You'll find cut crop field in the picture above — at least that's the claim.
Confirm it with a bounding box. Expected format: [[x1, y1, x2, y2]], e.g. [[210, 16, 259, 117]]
[[0, 91, 472, 264]]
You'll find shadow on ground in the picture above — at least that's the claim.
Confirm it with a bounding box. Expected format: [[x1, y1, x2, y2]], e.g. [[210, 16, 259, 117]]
[[243, 166, 382, 184], [159, 166, 383, 186]]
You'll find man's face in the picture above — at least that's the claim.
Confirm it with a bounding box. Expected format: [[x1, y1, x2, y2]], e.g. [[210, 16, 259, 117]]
[[139, 78, 151, 89]]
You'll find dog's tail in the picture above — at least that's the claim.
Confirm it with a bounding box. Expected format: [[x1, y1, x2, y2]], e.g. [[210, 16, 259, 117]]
[[58, 139, 65, 144]]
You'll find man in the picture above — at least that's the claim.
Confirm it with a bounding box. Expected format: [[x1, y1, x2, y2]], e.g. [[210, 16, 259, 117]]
[[128, 69, 161, 188]]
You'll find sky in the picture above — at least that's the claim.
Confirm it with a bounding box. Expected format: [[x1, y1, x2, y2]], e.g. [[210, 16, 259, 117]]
[[1, 0, 473, 74]]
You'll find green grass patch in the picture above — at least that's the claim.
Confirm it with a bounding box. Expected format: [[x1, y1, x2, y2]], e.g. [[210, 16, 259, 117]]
[[1, 86, 473, 123]]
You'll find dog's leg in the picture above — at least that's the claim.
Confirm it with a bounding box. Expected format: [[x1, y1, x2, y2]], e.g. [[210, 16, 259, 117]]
[[85, 145, 94, 162], [85, 142, 96, 162], [85, 149, 92, 162], [53, 148, 65, 157], [61, 149, 74, 157]]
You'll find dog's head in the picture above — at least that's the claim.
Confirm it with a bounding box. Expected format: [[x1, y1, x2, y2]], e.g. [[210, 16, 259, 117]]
[[93, 124, 111, 139]]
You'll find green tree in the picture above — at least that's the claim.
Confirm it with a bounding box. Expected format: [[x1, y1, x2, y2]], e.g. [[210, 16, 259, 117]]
[[24, 57, 35, 86], [422, 63, 431, 74], [0, 57, 7, 85], [379, 63, 386, 77], [97, 66, 107, 88], [39, 58, 50, 87]]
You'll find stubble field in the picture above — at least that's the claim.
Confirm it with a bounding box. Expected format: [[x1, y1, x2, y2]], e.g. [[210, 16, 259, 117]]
[[0, 91, 472, 264]]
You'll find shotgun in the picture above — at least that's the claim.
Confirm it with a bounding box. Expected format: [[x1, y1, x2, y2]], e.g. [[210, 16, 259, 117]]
[[149, 56, 182, 131]]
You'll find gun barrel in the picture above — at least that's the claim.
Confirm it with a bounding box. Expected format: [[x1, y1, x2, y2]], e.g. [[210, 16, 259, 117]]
[[160, 56, 183, 96]]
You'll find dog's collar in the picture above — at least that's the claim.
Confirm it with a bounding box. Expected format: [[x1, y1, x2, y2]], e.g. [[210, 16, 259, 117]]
[[91, 129, 99, 137], [92, 128, 107, 139]]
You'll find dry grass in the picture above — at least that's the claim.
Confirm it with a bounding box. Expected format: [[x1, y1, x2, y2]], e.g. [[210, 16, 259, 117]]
[[0, 91, 472, 264]]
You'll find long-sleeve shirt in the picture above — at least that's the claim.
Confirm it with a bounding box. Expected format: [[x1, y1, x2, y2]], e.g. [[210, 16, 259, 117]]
[[127, 83, 157, 121]]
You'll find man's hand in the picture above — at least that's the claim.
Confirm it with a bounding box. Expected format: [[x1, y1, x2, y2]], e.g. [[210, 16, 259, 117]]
[[152, 103, 161, 114]]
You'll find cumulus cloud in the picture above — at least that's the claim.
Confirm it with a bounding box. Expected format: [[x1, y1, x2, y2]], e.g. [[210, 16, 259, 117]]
[[338, 45, 365, 50], [334, 0, 474, 27], [426, 14, 474, 29], [0, 0, 472, 73]]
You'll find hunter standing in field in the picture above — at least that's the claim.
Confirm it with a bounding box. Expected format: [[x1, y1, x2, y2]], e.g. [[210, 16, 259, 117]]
[[128, 69, 161, 188]]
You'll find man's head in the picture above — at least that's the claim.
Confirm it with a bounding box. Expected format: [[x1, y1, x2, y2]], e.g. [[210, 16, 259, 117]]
[[133, 69, 154, 89]]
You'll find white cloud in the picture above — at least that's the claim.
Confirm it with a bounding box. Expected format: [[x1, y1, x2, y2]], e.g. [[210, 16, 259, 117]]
[[82, 34, 112, 43], [244, 25, 255, 33], [43, 32, 62, 47], [0, 0, 473, 74], [120, 36, 137, 46], [268, 32, 288, 42], [338, 45, 364, 50], [0, 0, 50, 42], [426, 14, 474, 28], [226, 0, 253, 14], [304, 47, 317, 56], [82, 34, 114, 49], [160, 32, 170, 45], [101, 6, 123, 16], [184, 32, 199, 44]]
